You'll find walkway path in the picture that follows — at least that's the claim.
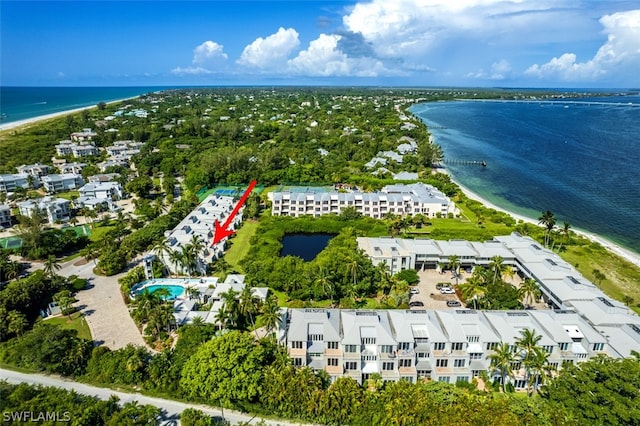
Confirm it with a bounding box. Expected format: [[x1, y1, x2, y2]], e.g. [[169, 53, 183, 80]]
[[1, 368, 310, 426], [58, 257, 147, 350]]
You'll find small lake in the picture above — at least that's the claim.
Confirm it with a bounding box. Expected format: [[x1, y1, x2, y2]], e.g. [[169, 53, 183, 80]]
[[280, 233, 335, 261]]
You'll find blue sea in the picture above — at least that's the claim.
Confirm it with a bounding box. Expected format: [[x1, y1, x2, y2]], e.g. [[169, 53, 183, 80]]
[[410, 96, 640, 256], [0, 86, 170, 124]]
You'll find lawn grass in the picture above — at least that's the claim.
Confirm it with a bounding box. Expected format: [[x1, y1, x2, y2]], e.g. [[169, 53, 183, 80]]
[[55, 190, 80, 201], [88, 224, 115, 242], [45, 311, 92, 340], [223, 220, 260, 272]]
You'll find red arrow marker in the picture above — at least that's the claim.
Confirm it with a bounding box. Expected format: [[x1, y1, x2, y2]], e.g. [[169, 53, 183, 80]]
[[211, 180, 257, 245]]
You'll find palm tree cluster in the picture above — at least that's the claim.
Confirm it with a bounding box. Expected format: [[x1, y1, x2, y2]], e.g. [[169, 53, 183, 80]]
[[153, 235, 206, 278], [0, 249, 22, 282], [131, 288, 175, 341], [538, 210, 556, 248], [488, 328, 555, 396]]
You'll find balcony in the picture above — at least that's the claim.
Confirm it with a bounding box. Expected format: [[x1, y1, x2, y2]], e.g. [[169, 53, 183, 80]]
[[396, 349, 415, 358]]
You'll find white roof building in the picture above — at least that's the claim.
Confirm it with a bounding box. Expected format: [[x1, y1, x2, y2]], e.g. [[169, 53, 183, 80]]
[[0, 204, 11, 228], [0, 174, 32, 193], [41, 173, 84, 193], [18, 196, 71, 224], [17, 163, 51, 177]]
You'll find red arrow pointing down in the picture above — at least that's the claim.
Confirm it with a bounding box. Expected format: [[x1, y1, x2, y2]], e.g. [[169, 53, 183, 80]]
[[211, 180, 257, 246]]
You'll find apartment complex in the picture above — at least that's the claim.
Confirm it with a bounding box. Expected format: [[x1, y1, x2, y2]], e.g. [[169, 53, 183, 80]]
[[0, 174, 31, 192], [282, 306, 621, 387], [55, 140, 99, 158], [17, 197, 71, 224], [269, 183, 456, 219], [41, 173, 84, 193], [161, 193, 243, 275], [0, 204, 11, 228], [76, 181, 124, 211], [16, 163, 51, 177]]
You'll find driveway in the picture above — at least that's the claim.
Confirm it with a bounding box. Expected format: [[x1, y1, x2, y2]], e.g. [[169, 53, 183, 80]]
[[409, 269, 464, 310]]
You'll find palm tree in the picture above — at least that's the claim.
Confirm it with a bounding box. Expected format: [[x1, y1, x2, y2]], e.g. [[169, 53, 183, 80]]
[[488, 255, 505, 284], [516, 328, 543, 395], [557, 222, 572, 252], [188, 234, 206, 275], [459, 276, 485, 309], [43, 255, 62, 279], [167, 249, 184, 276], [315, 266, 335, 305], [526, 346, 551, 396], [487, 342, 514, 392], [538, 210, 556, 248], [239, 285, 260, 331], [220, 288, 240, 329], [447, 255, 461, 285], [519, 278, 541, 308], [152, 237, 173, 275], [261, 295, 281, 337]]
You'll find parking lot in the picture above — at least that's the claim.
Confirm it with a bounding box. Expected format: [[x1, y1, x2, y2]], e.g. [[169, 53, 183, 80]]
[[408, 269, 466, 310]]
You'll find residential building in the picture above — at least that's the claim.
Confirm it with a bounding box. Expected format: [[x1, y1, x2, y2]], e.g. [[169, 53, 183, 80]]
[[161, 194, 243, 275], [55, 140, 98, 158], [16, 163, 51, 177], [79, 181, 123, 200], [41, 173, 84, 193], [18, 197, 71, 224], [58, 162, 87, 175], [269, 183, 456, 220], [0, 204, 11, 228], [70, 128, 97, 142], [0, 174, 31, 192], [97, 159, 130, 171], [88, 173, 120, 183]]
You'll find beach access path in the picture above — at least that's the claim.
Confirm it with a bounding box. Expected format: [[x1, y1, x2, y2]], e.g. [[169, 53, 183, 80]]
[[54, 256, 147, 350]]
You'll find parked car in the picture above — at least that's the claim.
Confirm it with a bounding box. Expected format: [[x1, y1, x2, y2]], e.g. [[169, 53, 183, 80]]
[[410, 287, 420, 295], [409, 301, 425, 307], [446, 300, 462, 307], [440, 287, 455, 294]]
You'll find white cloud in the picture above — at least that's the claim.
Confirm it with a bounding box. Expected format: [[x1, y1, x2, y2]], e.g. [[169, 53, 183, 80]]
[[193, 41, 228, 64], [238, 27, 300, 68], [171, 66, 213, 75], [287, 34, 389, 77], [525, 9, 640, 81], [490, 59, 512, 80]]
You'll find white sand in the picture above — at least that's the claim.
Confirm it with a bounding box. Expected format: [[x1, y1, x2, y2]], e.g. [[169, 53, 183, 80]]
[[0, 96, 140, 132], [450, 176, 640, 268]]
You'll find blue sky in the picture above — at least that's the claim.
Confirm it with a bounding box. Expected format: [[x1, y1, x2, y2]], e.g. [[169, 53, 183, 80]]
[[1, 1, 639, 87]]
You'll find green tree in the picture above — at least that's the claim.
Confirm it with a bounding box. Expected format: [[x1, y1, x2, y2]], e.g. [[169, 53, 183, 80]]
[[43, 255, 62, 279], [592, 268, 606, 285], [260, 295, 281, 337], [53, 290, 75, 319], [519, 278, 541, 308], [447, 254, 461, 285], [538, 210, 556, 248], [515, 328, 543, 396], [488, 342, 515, 392], [180, 330, 275, 406]]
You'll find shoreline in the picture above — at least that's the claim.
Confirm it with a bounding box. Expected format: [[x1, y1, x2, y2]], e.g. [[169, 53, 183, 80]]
[[0, 95, 141, 132], [445, 171, 640, 268]]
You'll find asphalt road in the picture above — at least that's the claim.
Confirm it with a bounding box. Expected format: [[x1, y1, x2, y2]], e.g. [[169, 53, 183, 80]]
[[0, 369, 311, 426]]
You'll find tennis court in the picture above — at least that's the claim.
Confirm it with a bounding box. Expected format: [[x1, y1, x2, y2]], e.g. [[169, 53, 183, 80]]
[[215, 188, 240, 197], [0, 236, 23, 250]]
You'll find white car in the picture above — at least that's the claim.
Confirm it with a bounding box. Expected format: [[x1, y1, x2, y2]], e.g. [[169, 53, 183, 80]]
[[410, 287, 420, 295], [440, 287, 455, 294]]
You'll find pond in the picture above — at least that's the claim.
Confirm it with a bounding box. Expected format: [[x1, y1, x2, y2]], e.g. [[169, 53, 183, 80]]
[[280, 233, 335, 261]]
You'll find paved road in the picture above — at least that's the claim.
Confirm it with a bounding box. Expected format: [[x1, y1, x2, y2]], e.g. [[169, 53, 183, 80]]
[[0, 369, 311, 426]]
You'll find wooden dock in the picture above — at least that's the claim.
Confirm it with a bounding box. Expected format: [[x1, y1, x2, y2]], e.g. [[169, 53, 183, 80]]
[[441, 159, 487, 167]]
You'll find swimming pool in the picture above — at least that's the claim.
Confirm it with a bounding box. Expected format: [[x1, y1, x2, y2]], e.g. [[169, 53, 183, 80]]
[[141, 284, 185, 299]]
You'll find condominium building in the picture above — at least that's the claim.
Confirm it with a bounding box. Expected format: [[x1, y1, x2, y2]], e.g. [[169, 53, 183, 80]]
[[269, 183, 456, 219], [55, 140, 99, 158], [78, 181, 123, 200], [161, 194, 243, 275], [16, 163, 51, 177], [58, 162, 87, 175], [41, 174, 84, 193], [282, 307, 618, 387], [0, 174, 31, 193], [70, 128, 97, 142], [0, 204, 11, 228], [18, 197, 71, 224]]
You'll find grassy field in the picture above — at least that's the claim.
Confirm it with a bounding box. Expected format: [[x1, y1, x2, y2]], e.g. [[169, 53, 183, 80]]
[[55, 190, 80, 201], [45, 311, 92, 340], [222, 220, 260, 272]]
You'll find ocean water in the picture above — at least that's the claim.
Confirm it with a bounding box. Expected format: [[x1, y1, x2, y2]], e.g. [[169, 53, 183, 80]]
[[409, 96, 640, 255], [0, 86, 169, 124]]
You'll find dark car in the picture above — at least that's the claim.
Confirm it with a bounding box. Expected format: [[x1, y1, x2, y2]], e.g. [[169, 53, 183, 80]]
[[446, 300, 462, 307], [409, 301, 425, 307]]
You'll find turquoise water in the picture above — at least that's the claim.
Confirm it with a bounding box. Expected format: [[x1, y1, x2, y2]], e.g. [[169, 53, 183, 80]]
[[0, 86, 172, 124], [410, 96, 640, 255], [140, 284, 185, 299]]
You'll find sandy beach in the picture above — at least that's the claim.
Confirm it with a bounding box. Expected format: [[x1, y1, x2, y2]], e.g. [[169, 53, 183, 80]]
[[0, 95, 140, 132], [449, 175, 640, 268]]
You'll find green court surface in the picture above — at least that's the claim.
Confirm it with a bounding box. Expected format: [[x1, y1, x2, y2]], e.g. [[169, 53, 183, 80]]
[[0, 236, 22, 249], [197, 184, 264, 202]]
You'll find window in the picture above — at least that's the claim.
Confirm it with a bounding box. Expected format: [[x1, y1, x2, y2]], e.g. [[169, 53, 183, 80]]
[[436, 359, 448, 368], [452, 342, 464, 351], [345, 362, 357, 370], [454, 359, 466, 368], [291, 341, 303, 349], [434, 342, 446, 351], [456, 376, 470, 383], [559, 343, 569, 351], [345, 345, 357, 353], [327, 358, 338, 366], [380, 345, 394, 353], [398, 342, 412, 351], [593, 343, 604, 351], [382, 362, 394, 371], [417, 370, 431, 378], [327, 341, 339, 350], [361, 337, 376, 345], [400, 377, 414, 383], [514, 379, 526, 389], [438, 376, 450, 383], [467, 336, 479, 343], [486, 342, 498, 351], [469, 353, 482, 360], [309, 352, 322, 358], [417, 352, 430, 359], [543, 345, 554, 353], [362, 354, 377, 361], [399, 359, 412, 368], [293, 358, 303, 366]]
